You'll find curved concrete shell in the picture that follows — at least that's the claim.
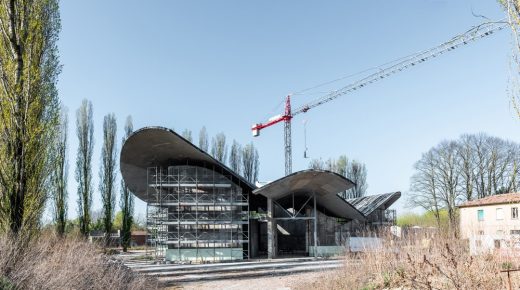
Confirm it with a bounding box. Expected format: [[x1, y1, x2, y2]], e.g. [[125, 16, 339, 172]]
[[253, 170, 366, 221], [120, 126, 255, 202]]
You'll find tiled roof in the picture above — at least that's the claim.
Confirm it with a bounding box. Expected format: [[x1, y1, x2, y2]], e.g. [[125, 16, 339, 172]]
[[458, 193, 520, 208]]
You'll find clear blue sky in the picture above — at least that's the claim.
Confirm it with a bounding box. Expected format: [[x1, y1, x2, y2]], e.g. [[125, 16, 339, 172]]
[[50, 0, 519, 222]]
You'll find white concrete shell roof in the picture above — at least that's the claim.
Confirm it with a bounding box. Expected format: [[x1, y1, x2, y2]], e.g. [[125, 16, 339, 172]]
[[120, 127, 256, 202], [253, 170, 366, 221]]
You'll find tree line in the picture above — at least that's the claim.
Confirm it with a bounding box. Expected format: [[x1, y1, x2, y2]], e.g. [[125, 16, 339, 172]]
[[181, 128, 260, 184], [308, 155, 368, 199], [409, 133, 520, 233]]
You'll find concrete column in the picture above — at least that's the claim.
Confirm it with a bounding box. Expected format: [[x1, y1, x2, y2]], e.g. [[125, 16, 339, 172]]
[[313, 193, 318, 258], [267, 197, 277, 259]]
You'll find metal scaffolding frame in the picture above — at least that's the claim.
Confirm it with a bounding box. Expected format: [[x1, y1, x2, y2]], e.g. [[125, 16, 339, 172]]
[[146, 164, 250, 263]]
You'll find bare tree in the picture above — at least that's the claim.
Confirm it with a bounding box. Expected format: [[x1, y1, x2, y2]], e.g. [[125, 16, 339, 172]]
[[182, 129, 193, 143], [457, 135, 475, 201], [308, 158, 325, 170], [120, 116, 134, 252], [503, 0, 520, 118], [76, 100, 94, 237], [346, 160, 368, 199], [409, 150, 442, 228], [0, 0, 61, 236], [308, 155, 367, 199], [435, 141, 461, 233], [51, 107, 68, 236], [100, 114, 117, 246], [229, 140, 242, 174], [198, 126, 209, 151], [242, 143, 259, 183], [211, 133, 228, 163], [409, 133, 520, 232]]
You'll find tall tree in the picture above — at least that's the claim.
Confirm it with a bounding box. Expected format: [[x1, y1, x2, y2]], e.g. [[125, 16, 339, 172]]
[[308, 155, 368, 199], [346, 160, 368, 199], [182, 129, 193, 142], [0, 0, 61, 235], [198, 126, 209, 151], [309, 158, 325, 170], [51, 107, 68, 236], [120, 116, 134, 252], [229, 140, 242, 174], [503, 0, 520, 118], [409, 150, 442, 228], [211, 133, 228, 163], [76, 99, 94, 237], [242, 143, 259, 183], [435, 141, 461, 233], [409, 133, 520, 233], [100, 113, 117, 246]]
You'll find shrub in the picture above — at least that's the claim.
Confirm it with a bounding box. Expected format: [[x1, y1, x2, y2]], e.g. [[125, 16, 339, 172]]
[[299, 234, 514, 289], [0, 234, 157, 289]]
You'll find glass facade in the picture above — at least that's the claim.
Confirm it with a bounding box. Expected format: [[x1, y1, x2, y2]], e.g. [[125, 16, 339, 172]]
[[146, 165, 249, 262]]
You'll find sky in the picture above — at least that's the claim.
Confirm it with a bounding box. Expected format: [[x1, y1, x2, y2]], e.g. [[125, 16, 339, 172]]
[[48, 0, 520, 222]]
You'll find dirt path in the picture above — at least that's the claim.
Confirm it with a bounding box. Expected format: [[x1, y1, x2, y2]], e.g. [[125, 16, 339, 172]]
[[167, 270, 331, 290]]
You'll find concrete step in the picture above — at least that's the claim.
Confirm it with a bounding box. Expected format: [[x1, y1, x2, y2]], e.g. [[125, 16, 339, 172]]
[[130, 258, 339, 275], [140, 259, 342, 277], [125, 256, 318, 270], [157, 263, 341, 284]]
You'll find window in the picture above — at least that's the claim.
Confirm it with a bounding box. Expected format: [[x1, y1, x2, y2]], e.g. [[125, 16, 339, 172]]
[[513, 207, 519, 220], [478, 230, 485, 235], [476, 240, 482, 247], [478, 209, 484, 221], [495, 240, 501, 249], [496, 208, 504, 220], [511, 230, 520, 235]]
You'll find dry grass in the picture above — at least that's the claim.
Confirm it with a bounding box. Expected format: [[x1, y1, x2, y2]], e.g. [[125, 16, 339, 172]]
[[299, 235, 517, 290], [0, 233, 157, 290]]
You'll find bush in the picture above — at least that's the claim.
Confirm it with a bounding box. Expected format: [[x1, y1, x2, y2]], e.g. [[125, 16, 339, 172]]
[[298, 234, 514, 289], [0, 234, 157, 289]]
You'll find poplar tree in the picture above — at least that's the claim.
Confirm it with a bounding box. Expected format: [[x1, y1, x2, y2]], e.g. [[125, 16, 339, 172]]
[[120, 116, 134, 252], [181, 129, 192, 142], [100, 114, 117, 246], [198, 126, 209, 151], [76, 99, 94, 237], [229, 140, 242, 174], [0, 0, 61, 235], [242, 143, 259, 183], [52, 107, 68, 236], [211, 133, 228, 163]]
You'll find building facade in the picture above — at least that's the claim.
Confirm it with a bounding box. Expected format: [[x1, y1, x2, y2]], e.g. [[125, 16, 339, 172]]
[[459, 193, 520, 255], [120, 127, 400, 262]]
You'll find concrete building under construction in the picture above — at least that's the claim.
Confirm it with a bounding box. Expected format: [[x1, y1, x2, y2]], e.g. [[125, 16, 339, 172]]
[[120, 127, 400, 262]]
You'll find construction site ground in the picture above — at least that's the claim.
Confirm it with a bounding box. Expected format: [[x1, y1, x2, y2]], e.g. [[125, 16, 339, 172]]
[[118, 251, 342, 290]]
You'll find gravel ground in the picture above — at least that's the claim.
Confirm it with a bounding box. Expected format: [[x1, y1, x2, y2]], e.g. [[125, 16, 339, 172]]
[[166, 270, 332, 290]]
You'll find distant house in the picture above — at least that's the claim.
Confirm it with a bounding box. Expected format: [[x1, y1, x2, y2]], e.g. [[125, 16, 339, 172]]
[[89, 230, 120, 247], [459, 193, 520, 255]]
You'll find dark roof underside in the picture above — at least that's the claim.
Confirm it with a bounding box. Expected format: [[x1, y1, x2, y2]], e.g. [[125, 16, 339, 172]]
[[120, 127, 255, 202], [347, 192, 401, 216], [253, 170, 366, 221]]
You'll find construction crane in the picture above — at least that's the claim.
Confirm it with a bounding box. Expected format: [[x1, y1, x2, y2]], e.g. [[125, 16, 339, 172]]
[[251, 20, 508, 176]]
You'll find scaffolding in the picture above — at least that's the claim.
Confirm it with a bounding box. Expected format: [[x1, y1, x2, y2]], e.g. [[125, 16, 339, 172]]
[[146, 164, 250, 263]]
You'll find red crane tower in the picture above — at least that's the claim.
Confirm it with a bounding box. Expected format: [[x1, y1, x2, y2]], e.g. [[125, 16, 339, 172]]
[[251, 20, 507, 176]]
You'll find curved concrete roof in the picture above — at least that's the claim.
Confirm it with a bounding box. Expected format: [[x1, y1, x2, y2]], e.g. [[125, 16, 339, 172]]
[[253, 170, 366, 221], [120, 127, 256, 201], [347, 192, 401, 216]]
